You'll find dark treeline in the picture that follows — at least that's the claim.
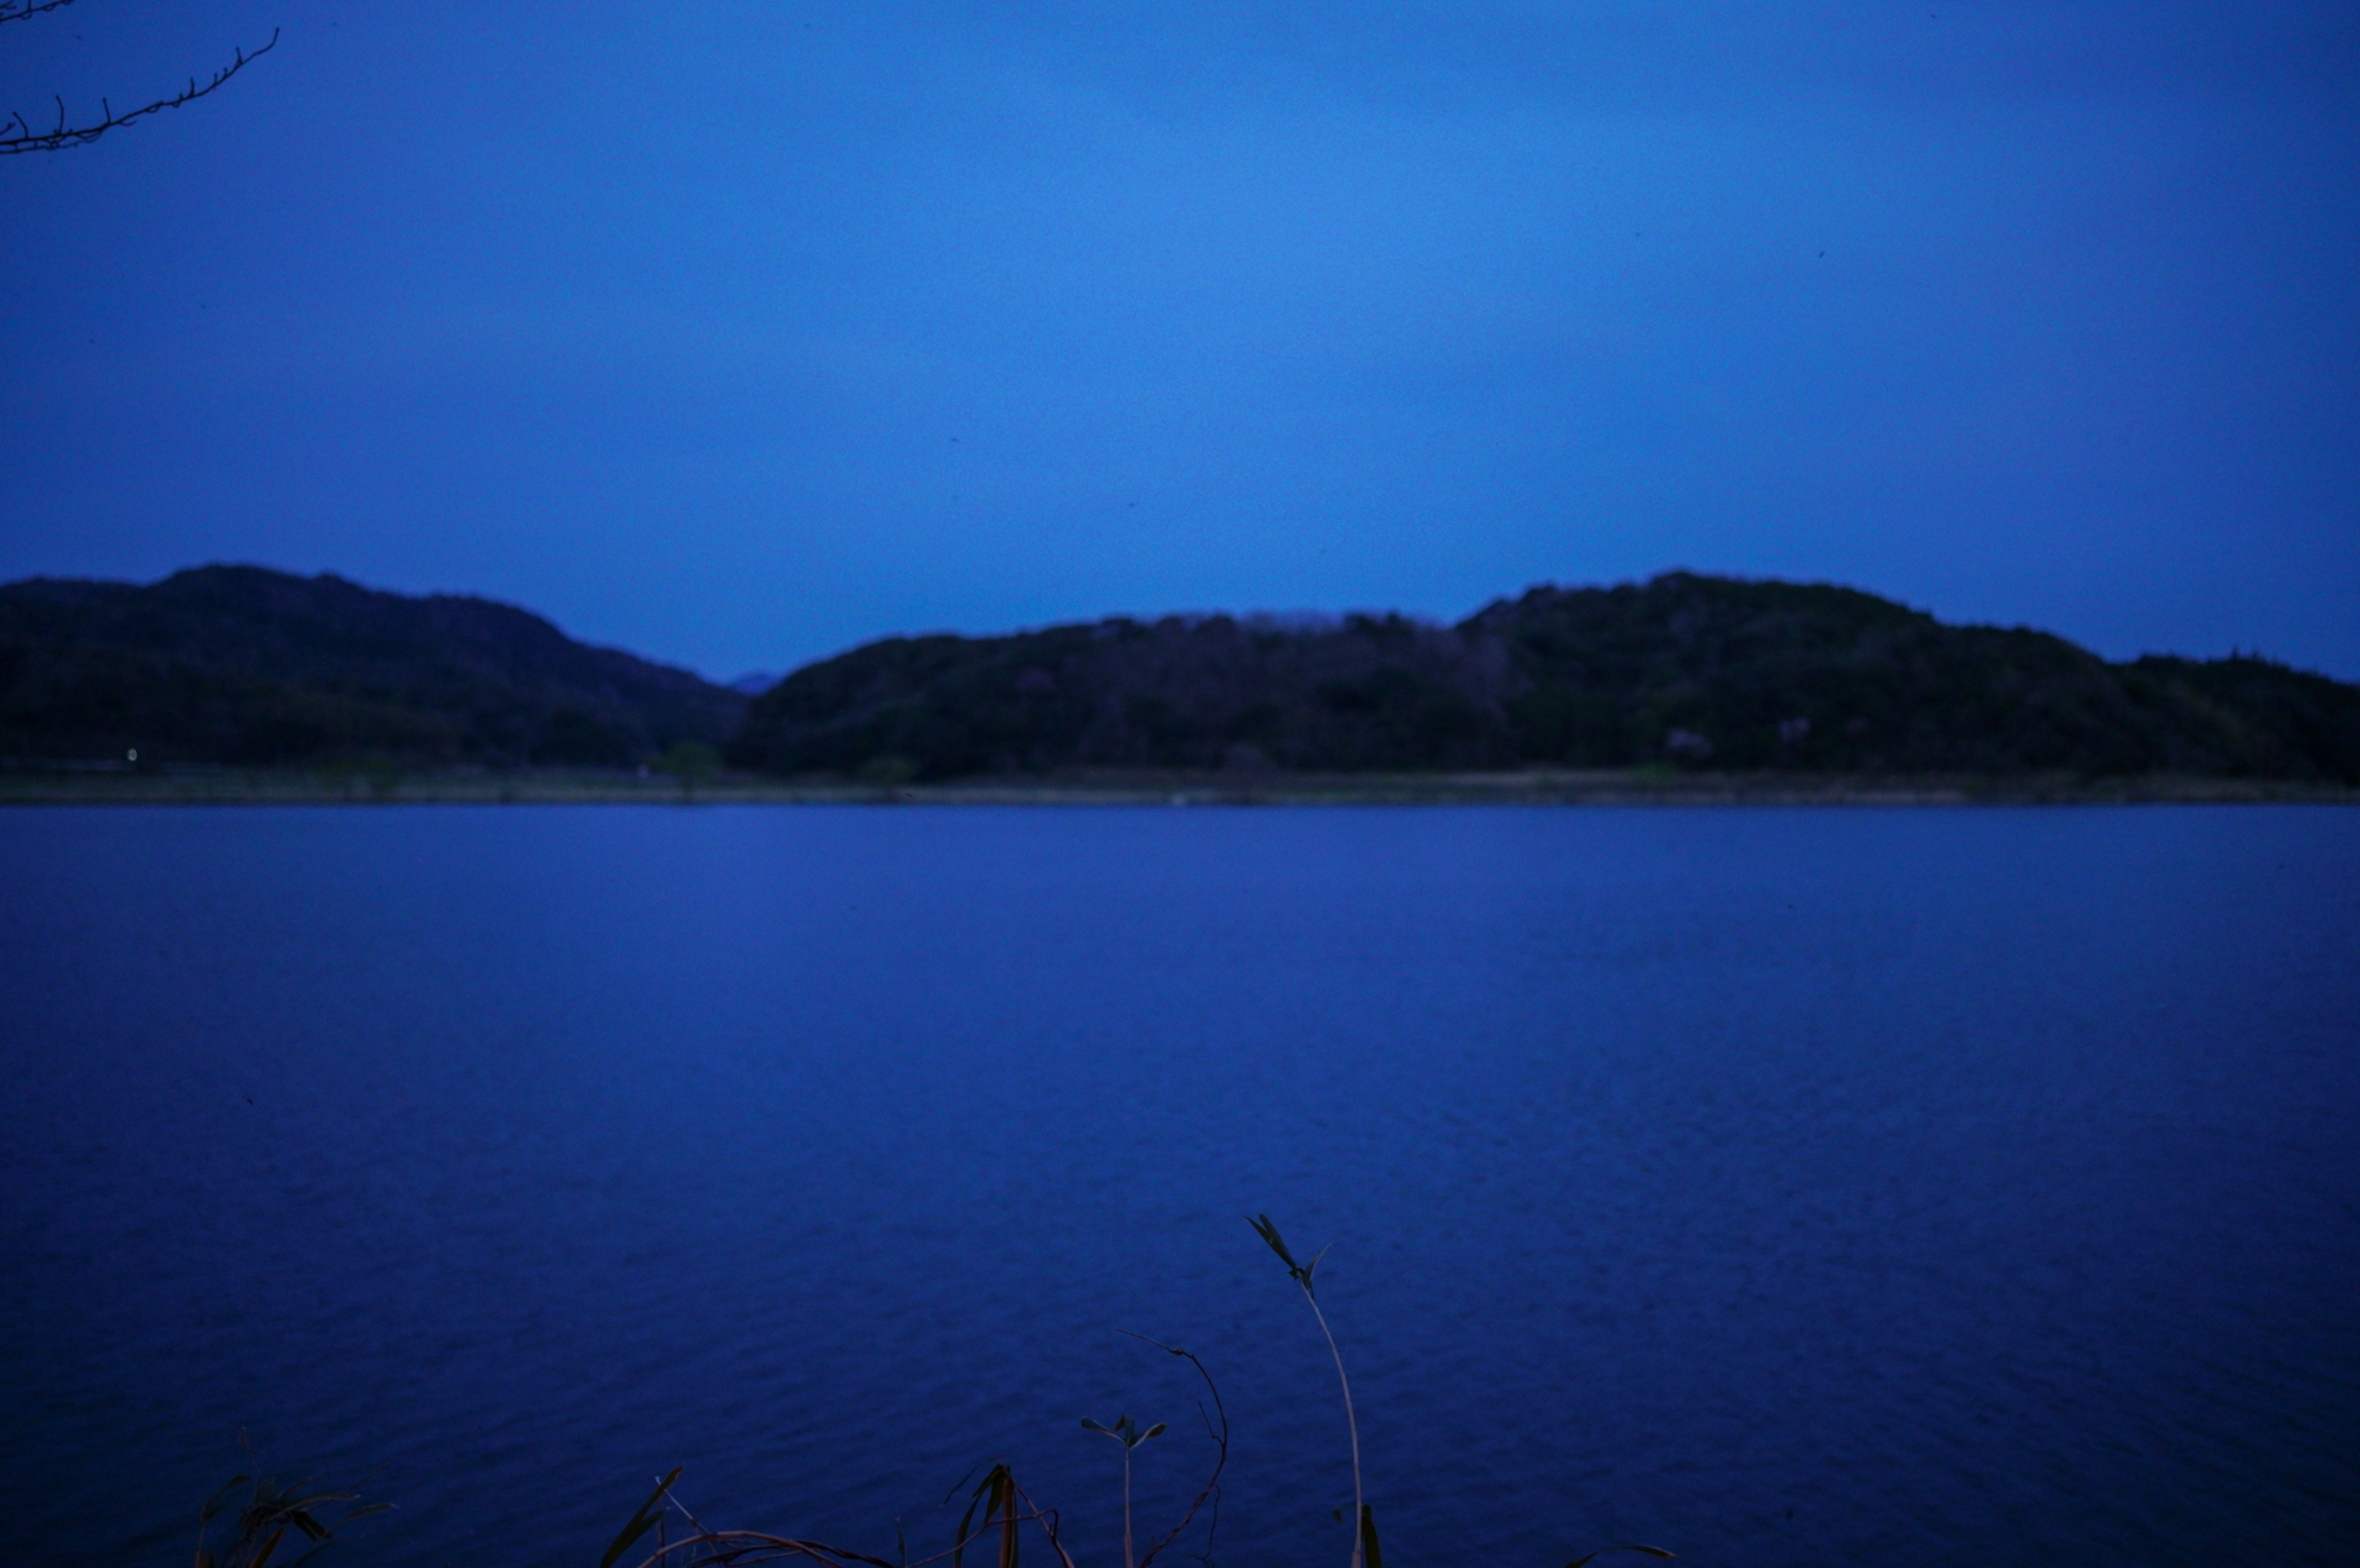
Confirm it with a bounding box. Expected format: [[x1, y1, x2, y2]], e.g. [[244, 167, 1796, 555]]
[[4, 566, 2356, 782], [0, 566, 743, 768], [734, 574, 2360, 782]]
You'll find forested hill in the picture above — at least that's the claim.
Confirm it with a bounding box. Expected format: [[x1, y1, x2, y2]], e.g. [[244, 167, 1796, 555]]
[[9, 567, 2354, 781], [731, 573, 2360, 782], [0, 566, 744, 767]]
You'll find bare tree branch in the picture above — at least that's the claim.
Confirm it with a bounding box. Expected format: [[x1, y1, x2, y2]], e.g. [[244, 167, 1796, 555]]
[[2, 22, 277, 155], [0, 0, 84, 29]]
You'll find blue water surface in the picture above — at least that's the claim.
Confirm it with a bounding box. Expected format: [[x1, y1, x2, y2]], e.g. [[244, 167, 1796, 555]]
[[2, 805, 2356, 1567]]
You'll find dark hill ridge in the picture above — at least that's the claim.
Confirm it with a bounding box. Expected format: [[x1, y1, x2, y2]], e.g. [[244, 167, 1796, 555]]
[[5, 566, 2353, 782], [0, 566, 744, 767], [732, 573, 2360, 782]]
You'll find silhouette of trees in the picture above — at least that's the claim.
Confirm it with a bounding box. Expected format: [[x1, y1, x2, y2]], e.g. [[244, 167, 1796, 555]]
[[728, 574, 2360, 782]]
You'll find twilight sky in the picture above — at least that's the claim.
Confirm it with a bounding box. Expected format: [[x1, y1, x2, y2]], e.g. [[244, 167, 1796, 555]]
[[2, 1, 2354, 680]]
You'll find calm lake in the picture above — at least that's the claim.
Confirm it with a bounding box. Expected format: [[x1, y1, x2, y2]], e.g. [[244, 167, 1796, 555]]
[[4, 805, 2356, 1566]]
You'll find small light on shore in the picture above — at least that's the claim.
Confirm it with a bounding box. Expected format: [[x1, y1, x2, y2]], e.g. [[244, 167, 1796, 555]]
[[127, 748, 138, 762]]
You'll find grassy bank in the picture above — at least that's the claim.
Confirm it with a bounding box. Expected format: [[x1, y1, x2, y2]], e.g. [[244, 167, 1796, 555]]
[[5, 765, 2356, 807]]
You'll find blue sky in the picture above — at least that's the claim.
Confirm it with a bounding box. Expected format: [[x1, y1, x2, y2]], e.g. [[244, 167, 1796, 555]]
[[2, 1, 2354, 679]]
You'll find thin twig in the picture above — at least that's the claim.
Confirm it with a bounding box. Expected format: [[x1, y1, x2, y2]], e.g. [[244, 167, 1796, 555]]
[[0, 0, 79, 27], [2, 27, 279, 155], [1010, 1481, 1082, 1568], [1115, 1331, 1229, 1568]]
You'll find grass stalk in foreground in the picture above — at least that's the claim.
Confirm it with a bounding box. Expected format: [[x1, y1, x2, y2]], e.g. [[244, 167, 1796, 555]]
[[192, 1459, 387, 1568], [184, 1222, 1672, 1568], [1247, 1213, 1363, 1568], [1078, 1414, 1165, 1568], [1248, 1213, 1673, 1568], [588, 1218, 1670, 1568]]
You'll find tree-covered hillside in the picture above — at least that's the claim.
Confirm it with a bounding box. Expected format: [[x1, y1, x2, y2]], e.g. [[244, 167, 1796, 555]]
[[0, 566, 744, 767], [10, 567, 2352, 782], [731, 573, 2360, 782]]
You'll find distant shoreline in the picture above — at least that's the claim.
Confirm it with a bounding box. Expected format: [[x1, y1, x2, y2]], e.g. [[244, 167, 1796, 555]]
[[4, 767, 2354, 807]]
